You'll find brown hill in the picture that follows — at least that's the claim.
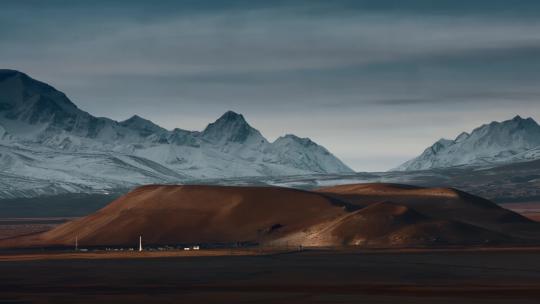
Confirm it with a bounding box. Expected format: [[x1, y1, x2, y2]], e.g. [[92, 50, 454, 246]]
[[316, 183, 540, 239], [268, 201, 513, 247], [0, 185, 351, 248], [1, 184, 539, 249]]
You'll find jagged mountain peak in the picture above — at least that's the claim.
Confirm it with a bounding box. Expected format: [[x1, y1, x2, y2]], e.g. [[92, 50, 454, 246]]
[[481, 115, 537, 129], [119, 114, 166, 137], [469, 116, 540, 142], [217, 110, 246, 122], [202, 110, 267, 144], [275, 134, 318, 148], [121, 115, 149, 126], [455, 132, 470, 142], [124, 114, 144, 121], [0, 69, 35, 83], [0, 69, 24, 80], [395, 116, 540, 171], [429, 139, 454, 154], [510, 115, 537, 127], [0, 71, 355, 198], [0, 69, 78, 113], [269, 134, 353, 174], [510, 115, 535, 122], [207, 111, 251, 131]]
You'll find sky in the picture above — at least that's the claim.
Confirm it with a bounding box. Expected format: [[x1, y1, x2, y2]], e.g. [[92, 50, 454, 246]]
[[1, 0, 540, 171]]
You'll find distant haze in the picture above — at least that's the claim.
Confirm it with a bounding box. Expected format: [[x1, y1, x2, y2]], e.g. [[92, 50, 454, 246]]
[[1, 0, 540, 171]]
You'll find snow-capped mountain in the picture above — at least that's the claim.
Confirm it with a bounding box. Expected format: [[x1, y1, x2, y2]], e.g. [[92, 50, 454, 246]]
[[395, 116, 540, 171], [267, 134, 352, 174], [0, 69, 353, 198]]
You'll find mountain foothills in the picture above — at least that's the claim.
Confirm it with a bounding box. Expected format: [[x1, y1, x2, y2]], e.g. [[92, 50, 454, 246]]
[[0, 69, 353, 198], [395, 115, 540, 171]]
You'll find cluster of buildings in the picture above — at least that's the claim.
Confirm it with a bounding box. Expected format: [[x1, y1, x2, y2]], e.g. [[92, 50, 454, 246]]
[[72, 235, 202, 252]]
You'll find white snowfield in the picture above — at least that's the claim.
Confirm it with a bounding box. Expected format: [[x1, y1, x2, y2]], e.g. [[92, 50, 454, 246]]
[[0, 69, 353, 199], [395, 115, 540, 171]]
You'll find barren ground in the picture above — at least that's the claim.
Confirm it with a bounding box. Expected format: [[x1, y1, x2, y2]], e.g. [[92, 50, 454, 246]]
[[1, 249, 540, 303], [1, 204, 540, 303]]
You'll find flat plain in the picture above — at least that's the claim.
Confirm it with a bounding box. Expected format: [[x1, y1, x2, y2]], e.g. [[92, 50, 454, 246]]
[[1, 249, 540, 303]]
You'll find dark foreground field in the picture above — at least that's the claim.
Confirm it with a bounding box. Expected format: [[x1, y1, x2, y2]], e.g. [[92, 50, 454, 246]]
[[1, 249, 540, 304]]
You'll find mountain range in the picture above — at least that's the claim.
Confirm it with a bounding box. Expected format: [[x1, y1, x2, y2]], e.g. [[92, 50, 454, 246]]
[[395, 115, 540, 171], [0, 69, 353, 198], [1, 69, 539, 200]]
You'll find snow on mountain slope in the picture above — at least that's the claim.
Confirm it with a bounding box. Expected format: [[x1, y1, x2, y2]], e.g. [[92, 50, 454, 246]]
[[123, 113, 354, 179], [267, 134, 353, 174], [0, 69, 353, 198], [395, 116, 540, 171], [0, 70, 127, 144], [201, 111, 268, 145], [0, 144, 187, 199]]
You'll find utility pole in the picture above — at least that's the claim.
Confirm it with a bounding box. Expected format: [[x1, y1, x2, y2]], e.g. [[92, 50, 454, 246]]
[[139, 236, 143, 252]]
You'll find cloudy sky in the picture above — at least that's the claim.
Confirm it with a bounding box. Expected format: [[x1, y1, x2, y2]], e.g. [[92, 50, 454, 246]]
[[2, 0, 540, 171]]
